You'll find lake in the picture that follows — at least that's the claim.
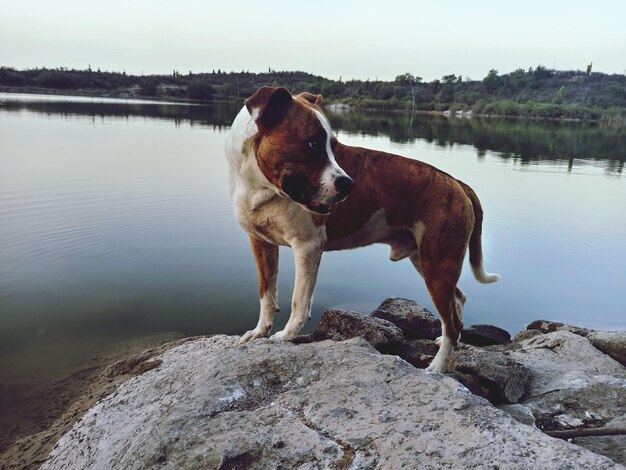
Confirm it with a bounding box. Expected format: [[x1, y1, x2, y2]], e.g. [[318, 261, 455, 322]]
[[0, 92, 625, 448]]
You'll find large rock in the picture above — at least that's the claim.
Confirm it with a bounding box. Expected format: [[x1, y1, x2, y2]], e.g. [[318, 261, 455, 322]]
[[399, 339, 439, 369], [450, 344, 531, 404], [461, 324, 511, 346], [370, 297, 441, 340], [526, 321, 626, 367], [499, 330, 626, 465], [312, 308, 404, 354], [398, 339, 530, 405], [588, 331, 626, 368], [42, 336, 620, 469], [507, 330, 626, 397]]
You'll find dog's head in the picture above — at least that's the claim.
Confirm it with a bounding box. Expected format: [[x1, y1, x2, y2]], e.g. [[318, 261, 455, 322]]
[[245, 86, 354, 215]]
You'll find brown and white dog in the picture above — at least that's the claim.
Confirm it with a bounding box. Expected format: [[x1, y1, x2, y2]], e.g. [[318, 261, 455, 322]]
[[226, 86, 499, 372]]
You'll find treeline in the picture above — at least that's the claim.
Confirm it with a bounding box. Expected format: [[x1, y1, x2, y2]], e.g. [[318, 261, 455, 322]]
[[1, 65, 624, 122]]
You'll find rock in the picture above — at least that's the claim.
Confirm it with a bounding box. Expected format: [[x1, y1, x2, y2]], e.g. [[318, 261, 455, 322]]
[[572, 415, 626, 466], [498, 404, 536, 426], [507, 330, 626, 396], [499, 330, 626, 464], [448, 371, 484, 398], [399, 339, 531, 405], [527, 320, 591, 337], [450, 345, 532, 404], [312, 308, 404, 354], [526, 320, 626, 369], [588, 331, 626, 368], [370, 297, 441, 340], [398, 339, 439, 369], [42, 336, 620, 469], [461, 324, 511, 346]]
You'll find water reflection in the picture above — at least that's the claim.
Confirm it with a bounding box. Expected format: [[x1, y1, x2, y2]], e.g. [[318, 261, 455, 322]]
[[2, 93, 623, 174], [326, 111, 625, 173]]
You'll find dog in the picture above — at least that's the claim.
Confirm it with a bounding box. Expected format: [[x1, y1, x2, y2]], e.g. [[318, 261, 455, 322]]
[[225, 86, 499, 372]]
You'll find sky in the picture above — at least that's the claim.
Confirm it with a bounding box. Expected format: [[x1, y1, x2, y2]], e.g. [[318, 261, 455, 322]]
[[1, 0, 624, 81]]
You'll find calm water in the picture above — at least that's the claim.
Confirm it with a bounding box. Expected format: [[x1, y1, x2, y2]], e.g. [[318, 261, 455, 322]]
[[1, 93, 625, 412]]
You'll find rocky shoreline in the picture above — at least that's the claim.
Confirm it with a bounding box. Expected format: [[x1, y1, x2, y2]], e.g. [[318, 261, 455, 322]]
[[3, 298, 625, 469]]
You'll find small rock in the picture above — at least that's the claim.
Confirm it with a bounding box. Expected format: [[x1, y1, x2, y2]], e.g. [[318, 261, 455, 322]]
[[461, 324, 511, 346], [370, 297, 441, 340], [450, 345, 532, 404], [312, 308, 404, 354], [398, 339, 438, 369], [526, 320, 590, 337]]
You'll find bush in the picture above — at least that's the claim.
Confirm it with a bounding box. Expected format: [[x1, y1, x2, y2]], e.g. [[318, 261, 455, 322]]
[[187, 80, 214, 100]]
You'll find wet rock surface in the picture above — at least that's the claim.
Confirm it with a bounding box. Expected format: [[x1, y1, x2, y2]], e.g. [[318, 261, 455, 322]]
[[42, 336, 620, 470]]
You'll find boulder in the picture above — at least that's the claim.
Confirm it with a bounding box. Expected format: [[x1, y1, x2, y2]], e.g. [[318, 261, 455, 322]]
[[370, 297, 441, 340], [42, 336, 620, 469], [588, 331, 626, 368], [461, 324, 511, 346], [450, 344, 531, 404], [312, 308, 404, 354], [507, 330, 626, 397], [526, 320, 626, 368], [398, 339, 438, 369], [499, 330, 626, 465]]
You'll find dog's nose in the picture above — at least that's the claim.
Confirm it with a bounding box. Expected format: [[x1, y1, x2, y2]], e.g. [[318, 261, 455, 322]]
[[334, 175, 355, 197]]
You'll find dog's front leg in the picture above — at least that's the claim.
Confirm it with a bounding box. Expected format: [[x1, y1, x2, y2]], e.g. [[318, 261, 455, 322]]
[[271, 241, 322, 340], [239, 236, 279, 343]]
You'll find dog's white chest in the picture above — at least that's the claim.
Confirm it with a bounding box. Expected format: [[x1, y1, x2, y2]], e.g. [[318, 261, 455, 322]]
[[231, 183, 296, 246]]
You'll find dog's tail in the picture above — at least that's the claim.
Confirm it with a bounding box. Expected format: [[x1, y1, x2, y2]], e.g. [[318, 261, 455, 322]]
[[458, 180, 501, 284]]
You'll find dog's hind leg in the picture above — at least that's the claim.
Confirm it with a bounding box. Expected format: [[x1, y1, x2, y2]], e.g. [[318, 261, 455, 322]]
[[410, 251, 456, 349], [418, 228, 469, 372], [240, 236, 280, 343]]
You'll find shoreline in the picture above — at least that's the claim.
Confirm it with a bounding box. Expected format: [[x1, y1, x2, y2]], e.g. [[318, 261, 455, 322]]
[[0, 332, 187, 469], [2, 87, 622, 126]]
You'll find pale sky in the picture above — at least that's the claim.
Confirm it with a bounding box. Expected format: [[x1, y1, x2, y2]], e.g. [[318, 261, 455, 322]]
[[1, 0, 624, 81]]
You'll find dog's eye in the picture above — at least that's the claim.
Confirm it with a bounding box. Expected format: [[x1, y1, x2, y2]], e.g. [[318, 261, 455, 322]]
[[308, 139, 322, 152]]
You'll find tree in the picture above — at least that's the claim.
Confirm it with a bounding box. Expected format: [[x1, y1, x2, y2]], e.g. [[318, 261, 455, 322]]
[[187, 80, 214, 100], [482, 69, 501, 94], [140, 79, 158, 96], [395, 73, 422, 113], [532, 65, 552, 80], [219, 82, 234, 99]]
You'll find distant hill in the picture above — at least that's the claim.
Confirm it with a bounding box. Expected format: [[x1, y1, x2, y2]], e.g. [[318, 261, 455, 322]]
[[1, 66, 624, 122]]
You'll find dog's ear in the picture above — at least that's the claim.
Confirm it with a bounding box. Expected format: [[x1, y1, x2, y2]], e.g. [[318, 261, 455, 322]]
[[245, 87, 293, 131], [298, 92, 322, 106]]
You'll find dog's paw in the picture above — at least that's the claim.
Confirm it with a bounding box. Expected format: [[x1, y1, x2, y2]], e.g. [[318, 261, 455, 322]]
[[270, 330, 295, 342], [426, 354, 448, 373], [239, 328, 270, 344]]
